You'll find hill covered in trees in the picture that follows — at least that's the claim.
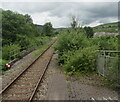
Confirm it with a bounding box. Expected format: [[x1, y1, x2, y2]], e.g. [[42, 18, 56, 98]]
[[93, 22, 118, 33], [94, 22, 118, 28], [2, 10, 42, 46], [2, 9, 56, 71]]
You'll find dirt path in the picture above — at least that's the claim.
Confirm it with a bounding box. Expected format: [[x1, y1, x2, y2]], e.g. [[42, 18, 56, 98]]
[[34, 54, 69, 100], [45, 54, 68, 100], [67, 77, 118, 100], [34, 53, 118, 101]]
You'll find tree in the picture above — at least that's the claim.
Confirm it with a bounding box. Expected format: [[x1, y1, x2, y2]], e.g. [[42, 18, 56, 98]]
[[42, 22, 53, 36], [84, 26, 94, 38], [70, 16, 77, 29], [2, 10, 40, 46], [24, 14, 33, 23]]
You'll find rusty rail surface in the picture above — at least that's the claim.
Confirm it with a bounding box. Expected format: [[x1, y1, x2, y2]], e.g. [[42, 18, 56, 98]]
[[1, 40, 56, 101]]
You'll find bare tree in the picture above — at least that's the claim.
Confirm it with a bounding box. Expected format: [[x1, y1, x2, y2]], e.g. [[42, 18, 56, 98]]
[[70, 16, 78, 29]]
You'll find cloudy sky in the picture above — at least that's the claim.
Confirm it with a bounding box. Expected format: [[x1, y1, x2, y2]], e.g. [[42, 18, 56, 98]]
[[1, 0, 119, 28]]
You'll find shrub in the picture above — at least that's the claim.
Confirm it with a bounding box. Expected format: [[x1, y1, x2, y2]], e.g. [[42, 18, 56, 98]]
[[2, 59, 10, 71], [42, 22, 53, 36], [55, 29, 90, 54], [63, 46, 99, 75], [84, 26, 94, 38], [34, 38, 43, 46], [92, 35, 118, 50], [16, 35, 30, 50], [55, 28, 118, 75], [2, 44, 21, 60]]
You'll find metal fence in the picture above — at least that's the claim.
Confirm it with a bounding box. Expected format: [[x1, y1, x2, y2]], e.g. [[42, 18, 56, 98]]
[[97, 55, 120, 85]]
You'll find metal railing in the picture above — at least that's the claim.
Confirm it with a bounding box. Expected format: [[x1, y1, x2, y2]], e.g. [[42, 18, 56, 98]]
[[97, 51, 120, 86]]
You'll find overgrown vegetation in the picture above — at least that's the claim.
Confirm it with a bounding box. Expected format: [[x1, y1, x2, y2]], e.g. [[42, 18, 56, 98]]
[[55, 27, 119, 75], [2, 10, 56, 71], [41, 22, 54, 36], [84, 26, 94, 38]]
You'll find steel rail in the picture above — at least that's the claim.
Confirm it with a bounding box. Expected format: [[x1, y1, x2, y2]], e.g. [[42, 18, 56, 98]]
[[0, 40, 56, 95], [29, 53, 54, 101]]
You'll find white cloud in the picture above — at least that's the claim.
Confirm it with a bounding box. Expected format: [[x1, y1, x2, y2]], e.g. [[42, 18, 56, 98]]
[[31, 12, 50, 25], [1, 0, 119, 2], [31, 12, 70, 28], [87, 21, 103, 27], [1, 2, 118, 28]]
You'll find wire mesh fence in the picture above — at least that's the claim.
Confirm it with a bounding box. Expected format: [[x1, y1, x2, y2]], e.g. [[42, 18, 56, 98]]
[[97, 55, 120, 86]]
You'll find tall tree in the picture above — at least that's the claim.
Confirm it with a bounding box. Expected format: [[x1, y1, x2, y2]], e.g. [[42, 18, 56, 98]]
[[84, 26, 94, 38], [2, 10, 40, 46], [70, 16, 77, 29], [42, 22, 53, 36], [24, 14, 33, 23]]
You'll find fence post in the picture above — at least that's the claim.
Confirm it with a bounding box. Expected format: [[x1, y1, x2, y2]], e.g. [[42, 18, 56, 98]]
[[9, 51, 11, 61], [118, 57, 120, 88], [103, 55, 105, 76]]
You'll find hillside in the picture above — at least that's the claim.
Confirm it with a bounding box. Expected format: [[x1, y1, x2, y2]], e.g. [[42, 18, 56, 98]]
[[36, 25, 43, 29], [94, 22, 118, 28], [93, 22, 118, 33]]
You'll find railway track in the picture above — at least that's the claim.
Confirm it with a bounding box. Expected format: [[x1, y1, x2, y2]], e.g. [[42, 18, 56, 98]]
[[1, 40, 56, 101]]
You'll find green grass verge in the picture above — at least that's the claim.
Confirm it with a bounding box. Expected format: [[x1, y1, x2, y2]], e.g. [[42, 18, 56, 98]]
[[34, 44, 49, 57]]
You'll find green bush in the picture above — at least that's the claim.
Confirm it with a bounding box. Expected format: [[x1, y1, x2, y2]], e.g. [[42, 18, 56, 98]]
[[63, 46, 99, 75], [16, 35, 31, 50], [2, 59, 10, 71], [57, 50, 74, 65], [2, 44, 21, 60], [84, 26, 94, 38], [55, 28, 118, 75], [34, 38, 43, 46], [2, 10, 41, 46], [55, 29, 90, 54], [41, 22, 54, 36], [92, 35, 118, 50], [2, 9, 54, 72]]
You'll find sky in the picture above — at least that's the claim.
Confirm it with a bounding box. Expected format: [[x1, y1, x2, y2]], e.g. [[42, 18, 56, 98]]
[[1, 0, 119, 28]]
